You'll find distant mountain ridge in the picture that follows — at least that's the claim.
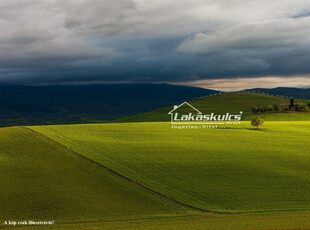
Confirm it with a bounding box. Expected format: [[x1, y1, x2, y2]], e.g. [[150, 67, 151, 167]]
[[2, 84, 309, 126], [244, 87, 310, 99], [0, 84, 218, 126]]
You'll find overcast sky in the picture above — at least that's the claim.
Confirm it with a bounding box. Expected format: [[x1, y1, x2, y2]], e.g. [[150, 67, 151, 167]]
[[1, 0, 310, 89]]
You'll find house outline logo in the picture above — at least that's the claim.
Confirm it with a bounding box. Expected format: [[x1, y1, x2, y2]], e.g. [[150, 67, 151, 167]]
[[168, 101, 202, 115], [168, 101, 242, 125]]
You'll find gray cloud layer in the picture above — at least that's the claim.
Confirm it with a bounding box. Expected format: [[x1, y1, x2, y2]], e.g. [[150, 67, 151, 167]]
[[1, 0, 310, 84]]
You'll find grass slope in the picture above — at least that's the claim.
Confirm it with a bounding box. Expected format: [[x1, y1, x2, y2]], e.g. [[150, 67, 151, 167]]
[[117, 92, 310, 122], [0, 127, 189, 225], [32, 121, 310, 213]]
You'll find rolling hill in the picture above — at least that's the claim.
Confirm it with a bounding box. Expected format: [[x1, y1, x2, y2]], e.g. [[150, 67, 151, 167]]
[[0, 126, 189, 223], [1, 91, 310, 229], [1, 121, 310, 229], [31, 122, 310, 213], [118, 92, 310, 122]]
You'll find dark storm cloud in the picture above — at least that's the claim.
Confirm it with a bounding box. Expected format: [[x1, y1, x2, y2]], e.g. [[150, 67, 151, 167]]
[[1, 0, 310, 85]]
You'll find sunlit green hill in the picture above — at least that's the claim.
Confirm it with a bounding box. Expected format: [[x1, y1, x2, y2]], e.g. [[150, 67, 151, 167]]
[[31, 121, 310, 213], [117, 92, 310, 122], [1, 120, 310, 229], [2, 92, 310, 229]]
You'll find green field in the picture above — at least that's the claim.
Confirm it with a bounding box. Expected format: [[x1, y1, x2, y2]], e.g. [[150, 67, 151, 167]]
[[1, 93, 310, 229], [118, 92, 310, 122], [0, 127, 191, 224], [1, 122, 310, 228], [31, 122, 310, 213]]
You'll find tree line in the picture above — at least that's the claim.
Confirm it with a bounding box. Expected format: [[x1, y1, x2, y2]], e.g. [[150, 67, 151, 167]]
[[252, 98, 310, 114]]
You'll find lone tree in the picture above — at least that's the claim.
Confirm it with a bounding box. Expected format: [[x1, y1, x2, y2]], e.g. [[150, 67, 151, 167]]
[[251, 117, 264, 130], [274, 103, 280, 111], [266, 104, 273, 111], [295, 103, 302, 111], [290, 97, 294, 110], [252, 106, 258, 114]]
